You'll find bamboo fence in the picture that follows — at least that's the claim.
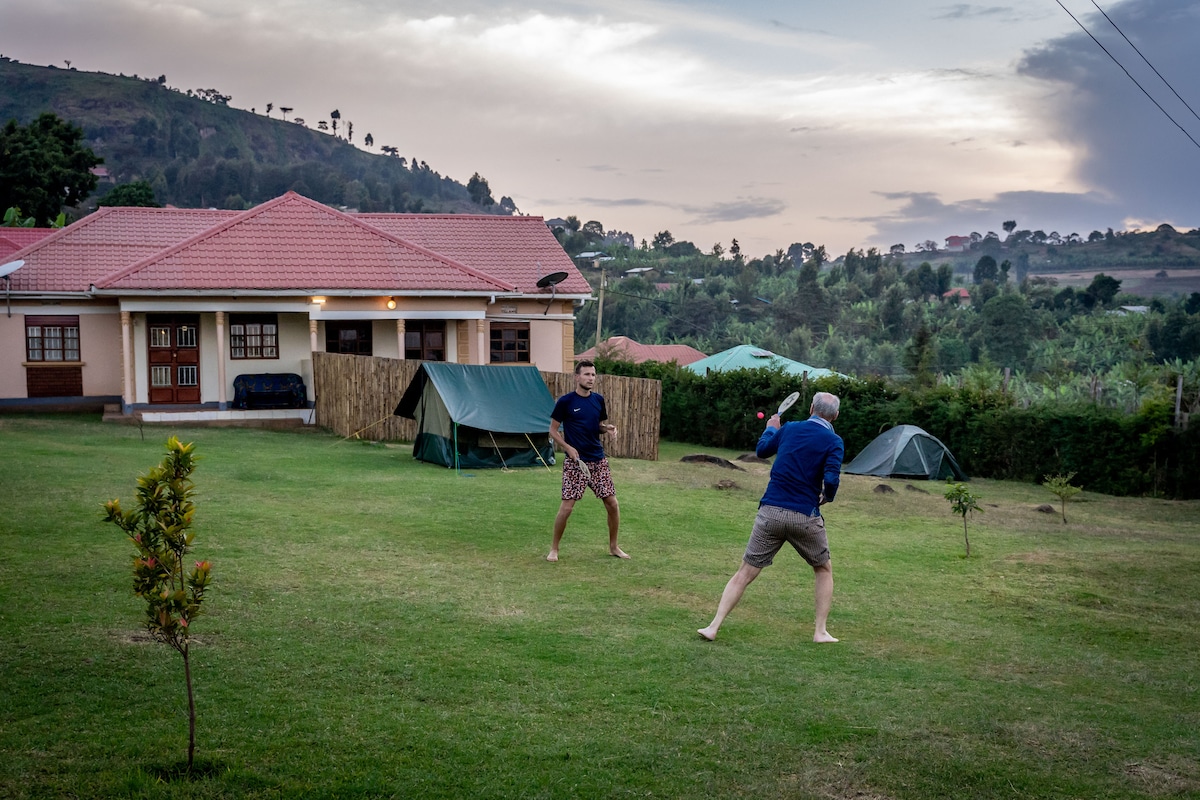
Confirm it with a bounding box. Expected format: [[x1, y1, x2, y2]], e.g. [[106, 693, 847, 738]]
[[312, 352, 661, 460]]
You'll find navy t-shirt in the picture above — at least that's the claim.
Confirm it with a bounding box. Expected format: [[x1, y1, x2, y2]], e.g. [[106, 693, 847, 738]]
[[551, 391, 608, 462]]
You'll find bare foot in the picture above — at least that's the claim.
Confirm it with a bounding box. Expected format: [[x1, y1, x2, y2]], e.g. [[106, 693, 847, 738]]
[[610, 547, 630, 559], [697, 627, 717, 641], [546, 550, 558, 562], [813, 631, 838, 643]]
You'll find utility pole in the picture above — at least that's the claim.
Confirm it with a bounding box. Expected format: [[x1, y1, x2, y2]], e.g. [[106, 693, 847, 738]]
[[594, 268, 606, 348]]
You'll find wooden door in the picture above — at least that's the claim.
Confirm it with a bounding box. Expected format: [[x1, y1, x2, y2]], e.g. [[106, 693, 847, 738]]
[[147, 315, 201, 404]]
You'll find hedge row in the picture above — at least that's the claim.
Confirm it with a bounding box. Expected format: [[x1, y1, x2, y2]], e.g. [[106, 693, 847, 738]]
[[594, 358, 1200, 499]]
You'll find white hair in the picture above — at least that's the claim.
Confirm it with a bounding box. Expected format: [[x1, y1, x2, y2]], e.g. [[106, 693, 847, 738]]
[[811, 391, 840, 420]]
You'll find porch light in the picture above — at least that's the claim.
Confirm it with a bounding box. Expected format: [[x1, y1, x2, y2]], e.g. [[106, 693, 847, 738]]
[[386, 297, 396, 310], [311, 296, 326, 305]]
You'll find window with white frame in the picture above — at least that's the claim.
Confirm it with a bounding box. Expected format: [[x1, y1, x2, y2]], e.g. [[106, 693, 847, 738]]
[[26, 316, 81, 362], [229, 314, 279, 359]]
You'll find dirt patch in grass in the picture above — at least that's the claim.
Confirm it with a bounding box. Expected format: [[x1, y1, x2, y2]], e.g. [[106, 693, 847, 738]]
[[1122, 758, 1200, 795]]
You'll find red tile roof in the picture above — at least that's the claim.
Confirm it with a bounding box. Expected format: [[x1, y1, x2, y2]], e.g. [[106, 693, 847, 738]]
[[5, 208, 237, 292], [356, 212, 591, 295], [577, 336, 707, 366], [0, 228, 55, 261], [97, 193, 514, 292], [7, 192, 587, 298]]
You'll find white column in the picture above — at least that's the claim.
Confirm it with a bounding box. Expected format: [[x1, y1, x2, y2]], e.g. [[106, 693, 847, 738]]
[[120, 310, 134, 411], [396, 319, 406, 359], [476, 319, 486, 365], [215, 311, 228, 409], [310, 319, 319, 353]]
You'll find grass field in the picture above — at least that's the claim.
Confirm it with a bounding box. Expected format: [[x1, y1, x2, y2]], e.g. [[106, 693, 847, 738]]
[[1, 415, 1198, 799]]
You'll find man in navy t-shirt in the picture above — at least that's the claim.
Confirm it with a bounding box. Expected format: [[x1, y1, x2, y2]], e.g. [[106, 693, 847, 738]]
[[698, 391, 843, 643], [546, 360, 628, 562]]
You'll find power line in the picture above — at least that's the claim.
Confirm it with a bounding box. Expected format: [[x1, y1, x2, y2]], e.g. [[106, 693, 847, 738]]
[[1090, 0, 1200, 126], [1053, 0, 1200, 152]]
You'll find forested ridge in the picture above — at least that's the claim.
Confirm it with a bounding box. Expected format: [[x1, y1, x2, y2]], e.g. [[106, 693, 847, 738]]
[[0, 57, 505, 215], [555, 219, 1200, 427]]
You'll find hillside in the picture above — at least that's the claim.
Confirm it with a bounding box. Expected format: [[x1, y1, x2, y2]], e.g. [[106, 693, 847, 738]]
[[0, 57, 499, 216]]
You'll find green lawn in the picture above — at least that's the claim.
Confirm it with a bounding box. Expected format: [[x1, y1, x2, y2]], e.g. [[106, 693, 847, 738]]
[[1, 415, 1198, 799]]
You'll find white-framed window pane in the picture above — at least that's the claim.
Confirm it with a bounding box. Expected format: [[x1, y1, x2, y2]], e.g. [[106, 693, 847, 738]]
[[263, 324, 277, 357], [178, 366, 198, 387], [151, 366, 172, 387], [26, 326, 42, 361], [44, 327, 63, 361], [177, 325, 198, 348], [64, 328, 80, 361], [150, 326, 172, 348]]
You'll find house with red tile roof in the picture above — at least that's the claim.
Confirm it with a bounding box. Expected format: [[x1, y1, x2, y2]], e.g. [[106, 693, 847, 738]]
[[942, 286, 971, 305], [0, 192, 591, 418], [576, 335, 707, 367]]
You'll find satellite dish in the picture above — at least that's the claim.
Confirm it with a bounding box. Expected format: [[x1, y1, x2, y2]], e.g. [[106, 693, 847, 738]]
[[535, 271, 569, 288], [535, 270, 570, 315], [1, 260, 23, 318]]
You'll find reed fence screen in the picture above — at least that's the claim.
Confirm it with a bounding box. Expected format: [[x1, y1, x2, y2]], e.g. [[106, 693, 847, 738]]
[[312, 353, 660, 460]]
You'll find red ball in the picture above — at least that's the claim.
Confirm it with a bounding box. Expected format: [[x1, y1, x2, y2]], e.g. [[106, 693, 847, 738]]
[[757, 411, 765, 419]]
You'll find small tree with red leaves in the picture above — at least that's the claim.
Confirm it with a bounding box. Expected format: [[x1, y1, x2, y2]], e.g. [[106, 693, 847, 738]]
[[103, 437, 212, 770]]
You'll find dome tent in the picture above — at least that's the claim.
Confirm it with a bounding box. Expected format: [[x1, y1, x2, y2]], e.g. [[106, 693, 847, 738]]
[[843, 424, 966, 481]]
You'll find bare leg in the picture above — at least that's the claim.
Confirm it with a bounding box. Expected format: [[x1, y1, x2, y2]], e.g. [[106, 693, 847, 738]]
[[547, 499, 575, 561], [813, 561, 837, 642], [698, 561, 762, 640], [602, 495, 627, 558]]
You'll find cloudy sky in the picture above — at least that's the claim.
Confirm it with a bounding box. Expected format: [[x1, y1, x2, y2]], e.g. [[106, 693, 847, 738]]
[[3, 0, 1199, 255]]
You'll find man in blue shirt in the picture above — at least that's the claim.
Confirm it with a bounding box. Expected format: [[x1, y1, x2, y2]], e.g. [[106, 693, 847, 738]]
[[698, 391, 843, 643], [546, 360, 628, 562]]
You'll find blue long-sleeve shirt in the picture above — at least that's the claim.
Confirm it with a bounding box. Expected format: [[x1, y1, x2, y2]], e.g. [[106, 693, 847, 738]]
[[756, 415, 844, 516]]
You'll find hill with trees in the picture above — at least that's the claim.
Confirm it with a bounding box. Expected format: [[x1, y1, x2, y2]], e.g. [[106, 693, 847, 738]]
[[0, 56, 511, 217]]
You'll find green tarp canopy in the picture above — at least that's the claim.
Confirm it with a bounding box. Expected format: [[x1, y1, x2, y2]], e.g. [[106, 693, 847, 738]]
[[843, 424, 967, 481], [393, 363, 556, 469]]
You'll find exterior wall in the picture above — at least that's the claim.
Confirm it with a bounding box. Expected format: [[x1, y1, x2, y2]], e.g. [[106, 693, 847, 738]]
[[529, 319, 565, 371], [0, 294, 579, 405], [206, 312, 315, 403], [0, 307, 30, 399], [0, 302, 122, 402], [487, 298, 575, 372], [79, 310, 123, 396]]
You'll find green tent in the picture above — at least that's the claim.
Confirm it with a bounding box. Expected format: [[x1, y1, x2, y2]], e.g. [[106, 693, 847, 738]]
[[843, 424, 967, 481], [393, 363, 556, 469]]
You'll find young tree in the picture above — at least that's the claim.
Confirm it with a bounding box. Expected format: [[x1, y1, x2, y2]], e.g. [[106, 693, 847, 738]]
[[973, 255, 999, 284], [103, 438, 213, 771], [330, 109, 340, 137], [364, 132, 374, 148], [96, 181, 161, 208], [1042, 473, 1081, 523], [944, 482, 982, 556], [0, 113, 101, 225]]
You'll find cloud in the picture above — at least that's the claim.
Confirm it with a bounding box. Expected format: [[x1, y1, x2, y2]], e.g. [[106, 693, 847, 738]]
[[934, 5, 1017, 20], [850, 189, 1121, 247], [683, 197, 788, 225], [564, 195, 787, 226], [1016, 0, 1200, 222]]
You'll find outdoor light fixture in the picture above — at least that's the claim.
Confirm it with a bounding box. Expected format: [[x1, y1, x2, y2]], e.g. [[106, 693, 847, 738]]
[[311, 296, 326, 305], [386, 297, 397, 310]]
